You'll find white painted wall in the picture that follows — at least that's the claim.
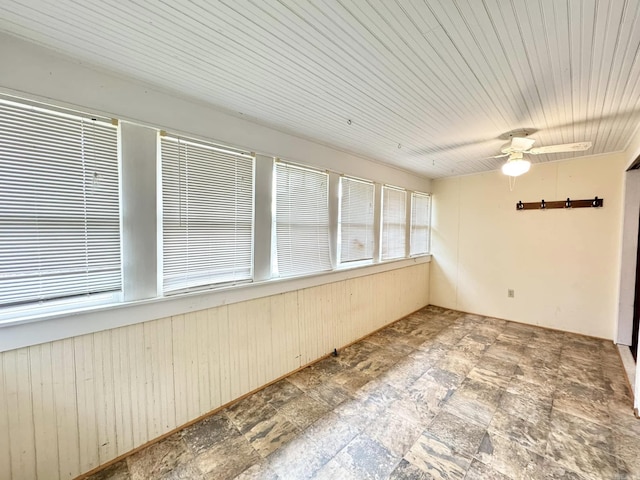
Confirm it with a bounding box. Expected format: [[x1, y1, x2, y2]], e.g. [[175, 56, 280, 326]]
[[0, 264, 429, 480], [430, 152, 626, 339]]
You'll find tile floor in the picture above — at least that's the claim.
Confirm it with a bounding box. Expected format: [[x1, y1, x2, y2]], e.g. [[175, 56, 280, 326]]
[[86, 306, 640, 480]]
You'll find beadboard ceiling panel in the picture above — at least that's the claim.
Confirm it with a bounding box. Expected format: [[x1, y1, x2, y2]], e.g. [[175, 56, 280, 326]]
[[1, 0, 640, 178]]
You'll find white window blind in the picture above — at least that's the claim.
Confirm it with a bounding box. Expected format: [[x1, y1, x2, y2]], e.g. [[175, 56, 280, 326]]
[[339, 177, 375, 263], [161, 136, 254, 293], [0, 99, 121, 308], [381, 185, 407, 260], [275, 162, 331, 277], [411, 192, 431, 255]]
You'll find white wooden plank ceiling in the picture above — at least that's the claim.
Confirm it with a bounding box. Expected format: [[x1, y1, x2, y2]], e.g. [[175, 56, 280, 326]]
[[1, 0, 640, 178]]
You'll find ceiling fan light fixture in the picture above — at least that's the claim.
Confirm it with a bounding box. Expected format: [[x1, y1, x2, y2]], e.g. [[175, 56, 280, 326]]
[[501, 157, 531, 177]]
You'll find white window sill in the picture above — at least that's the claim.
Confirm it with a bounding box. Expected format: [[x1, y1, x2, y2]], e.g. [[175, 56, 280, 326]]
[[0, 255, 431, 352]]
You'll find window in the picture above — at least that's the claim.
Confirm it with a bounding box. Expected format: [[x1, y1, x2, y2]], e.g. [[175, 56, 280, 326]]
[[410, 192, 431, 255], [0, 98, 121, 311], [161, 136, 254, 293], [339, 177, 375, 264], [275, 162, 331, 277], [381, 185, 407, 260]]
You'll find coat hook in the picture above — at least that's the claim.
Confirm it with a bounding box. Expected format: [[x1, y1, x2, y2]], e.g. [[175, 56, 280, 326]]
[[565, 197, 572, 208], [541, 199, 546, 209]]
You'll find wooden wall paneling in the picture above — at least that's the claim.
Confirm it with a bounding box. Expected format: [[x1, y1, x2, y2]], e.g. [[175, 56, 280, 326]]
[[227, 302, 250, 401], [127, 323, 148, 449], [4, 348, 36, 479], [253, 296, 274, 389], [194, 309, 213, 417], [141, 321, 160, 442], [181, 313, 202, 421], [171, 314, 189, 428], [110, 328, 134, 457], [52, 339, 80, 478], [244, 298, 263, 392], [156, 317, 177, 434], [0, 353, 12, 480], [29, 343, 59, 480], [213, 306, 232, 407], [280, 291, 302, 372], [93, 330, 118, 465], [73, 334, 99, 475]]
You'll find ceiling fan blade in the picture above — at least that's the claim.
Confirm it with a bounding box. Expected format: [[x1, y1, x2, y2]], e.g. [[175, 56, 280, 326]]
[[487, 152, 510, 159], [528, 142, 592, 155], [510, 136, 536, 151]]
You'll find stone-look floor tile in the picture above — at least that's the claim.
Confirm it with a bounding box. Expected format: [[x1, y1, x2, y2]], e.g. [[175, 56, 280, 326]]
[[387, 459, 431, 479], [225, 395, 278, 434], [467, 366, 510, 389], [432, 327, 469, 346], [127, 434, 196, 480], [181, 412, 239, 455], [505, 376, 555, 398], [388, 395, 438, 428], [404, 432, 471, 480], [549, 409, 614, 454], [552, 381, 610, 426], [306, 381, 351, 408], [499, 391, 552, 426], [475, 432, 543, 480], [528, 458, 587, 480], [613, 431, 640, 478], [336, 341, 381, 368], [427, 410, 486, 456], [513, 362, 557, 386], [442, 378, 503, 427], [353, 354, 396, 378], [558, 363, 608, 391], [366, 328, 405, 347], [286, 366, 326, 392], [545, 429, 619, 479], [333, 433, 399, 480], [488, 409, 549, 456], [268, 432, 332, 480], [406, 371, 456, 412], [255, 380, 303, 409], [244, 413, 300, 458], [464, 459, 513, 480], [475, 355, 517, 377], [86, 460, 130, 480], [195, 433, 260, 478], [354, 380, 402, 411], [303, 412, 359, 458], [334, 397, 384, 431], [311, 458, 360, 480], [330, 368, 372, 394], [232, 462, 279, 480], [312, 357, 345, 377], [485, 341, 524, 363], [365, 409, 423, 457], [278, 393, 331, 429], [608, 399, 640, 437]]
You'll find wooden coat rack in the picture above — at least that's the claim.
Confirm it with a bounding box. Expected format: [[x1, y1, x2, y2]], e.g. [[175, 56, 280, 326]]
[[516, 197, 603, 211]]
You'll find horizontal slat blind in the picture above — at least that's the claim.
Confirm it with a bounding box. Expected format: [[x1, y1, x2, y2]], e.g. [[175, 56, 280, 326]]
[[0, 99, 121, 307], [161, 137, 254, 293], [381, 185, 407, 261], [275, 162, 331, 277], [411, 192, 431, 255], [339, 177, 374, 263]]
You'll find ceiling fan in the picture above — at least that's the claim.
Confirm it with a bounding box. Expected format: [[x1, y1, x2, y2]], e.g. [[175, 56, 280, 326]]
[[494, 136, 592, 176]]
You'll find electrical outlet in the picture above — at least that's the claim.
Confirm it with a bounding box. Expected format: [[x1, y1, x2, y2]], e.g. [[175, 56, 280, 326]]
[[508, 289, 514, 298]]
